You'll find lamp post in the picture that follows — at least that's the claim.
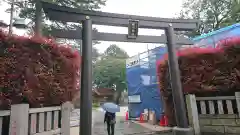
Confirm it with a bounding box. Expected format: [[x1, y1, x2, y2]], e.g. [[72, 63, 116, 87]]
[[3, 0, 28, 35], [5, 0, 42, 35], [0, 18, 28, 33], [8, 0, 14, 35], [35, 0, 42, 36]]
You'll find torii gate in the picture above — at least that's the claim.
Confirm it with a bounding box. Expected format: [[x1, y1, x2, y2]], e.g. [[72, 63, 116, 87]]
[[40, 1, 199, 135]]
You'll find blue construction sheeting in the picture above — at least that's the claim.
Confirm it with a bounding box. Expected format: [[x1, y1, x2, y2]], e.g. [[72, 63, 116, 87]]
[[192, 23, 240, 48], [126, 23, 240, 120], [126, 46, 167, 120]]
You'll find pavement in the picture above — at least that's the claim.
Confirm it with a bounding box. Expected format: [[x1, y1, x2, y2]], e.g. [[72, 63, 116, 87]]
[[132, 121, 172, 133], [70, 106, 172, 135], [70, 106, 128, 127]]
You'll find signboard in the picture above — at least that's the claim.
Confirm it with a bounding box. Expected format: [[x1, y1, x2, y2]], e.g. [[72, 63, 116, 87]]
[[128, 95, 141, 103], [126, 55, 140, 68], [148, 50, 156, 63]]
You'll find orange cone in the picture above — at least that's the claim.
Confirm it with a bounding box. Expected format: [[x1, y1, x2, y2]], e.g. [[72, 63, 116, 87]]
[[160, 115, 168, 126], [125, 111, 129, 120], [139, 113, 144, 123]]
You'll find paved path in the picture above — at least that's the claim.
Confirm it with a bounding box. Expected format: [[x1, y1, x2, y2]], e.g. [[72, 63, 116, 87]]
[[92, 111, 154, 135], [70, 106, 172, 135], [70, 107, 161, 135], [70, 106, 128, 127], [70, 109, 98, 127]]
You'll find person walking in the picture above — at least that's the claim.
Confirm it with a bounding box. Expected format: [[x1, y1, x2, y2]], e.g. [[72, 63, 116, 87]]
[[104, 111, 116, 135], [101, 102, 119, 135]]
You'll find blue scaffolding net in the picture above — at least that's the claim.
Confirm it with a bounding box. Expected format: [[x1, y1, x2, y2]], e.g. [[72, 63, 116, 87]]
[[192, 23, 240, 48], [126, 46, 167, 120], [125, 23, 240, 121]]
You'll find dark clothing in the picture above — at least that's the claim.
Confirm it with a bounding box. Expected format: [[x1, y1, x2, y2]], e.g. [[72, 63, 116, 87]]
[[104, 112, 116, 124], [104, 112, 116, 135], [107, 122, 115, 135]]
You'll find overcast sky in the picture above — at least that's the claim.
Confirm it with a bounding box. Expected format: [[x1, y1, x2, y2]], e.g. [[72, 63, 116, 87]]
[[0, 0, 183, 56]]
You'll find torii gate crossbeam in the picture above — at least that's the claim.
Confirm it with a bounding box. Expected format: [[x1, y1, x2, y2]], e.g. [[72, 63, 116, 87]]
[[41, 1, 198, 31]]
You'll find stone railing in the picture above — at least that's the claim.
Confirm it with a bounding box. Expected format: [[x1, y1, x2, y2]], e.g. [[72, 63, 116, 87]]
[[0, 102, 72, 135], [186, 92, 240, 135]]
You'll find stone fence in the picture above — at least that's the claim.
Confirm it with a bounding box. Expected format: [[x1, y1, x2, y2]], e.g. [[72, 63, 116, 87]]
[[0, 102, 72, 135], [186, 92, 240, 135]]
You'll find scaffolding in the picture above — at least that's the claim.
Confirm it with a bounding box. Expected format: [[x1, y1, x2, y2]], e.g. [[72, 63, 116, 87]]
[[126, 45, 167, 120]]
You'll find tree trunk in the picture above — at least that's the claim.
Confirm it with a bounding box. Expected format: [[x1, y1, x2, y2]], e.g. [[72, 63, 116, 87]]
[[115, 89, 122, 105]]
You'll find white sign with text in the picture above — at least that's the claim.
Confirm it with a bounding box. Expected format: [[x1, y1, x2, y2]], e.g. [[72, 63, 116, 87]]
[[126, 55, 140, 68]]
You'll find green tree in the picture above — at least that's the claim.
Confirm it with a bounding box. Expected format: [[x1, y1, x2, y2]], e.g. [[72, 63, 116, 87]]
[[6, 0, 106, 35], [93, 45, 129, 104], [179, 0, 240, 37], [103, 44, 129, 58], [4, 0, 103, 61], [11, 0, 106, 25], [4, 0, 105, 38]]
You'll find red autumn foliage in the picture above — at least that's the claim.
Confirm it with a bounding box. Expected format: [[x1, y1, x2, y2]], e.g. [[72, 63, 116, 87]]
[[157, 37, 240, 126], [0, 30, 81, 109]]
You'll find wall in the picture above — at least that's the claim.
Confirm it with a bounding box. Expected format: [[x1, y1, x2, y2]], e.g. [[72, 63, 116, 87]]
[[186, 92, 240, 135], [199, 114, 240, 134]]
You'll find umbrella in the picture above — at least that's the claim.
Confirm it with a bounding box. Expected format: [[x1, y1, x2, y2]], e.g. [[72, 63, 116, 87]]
[[101, 102, 120, 113]]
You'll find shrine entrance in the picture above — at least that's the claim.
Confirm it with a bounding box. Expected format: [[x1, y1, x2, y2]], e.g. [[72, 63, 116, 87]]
[[40, 1, 199, 135]]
